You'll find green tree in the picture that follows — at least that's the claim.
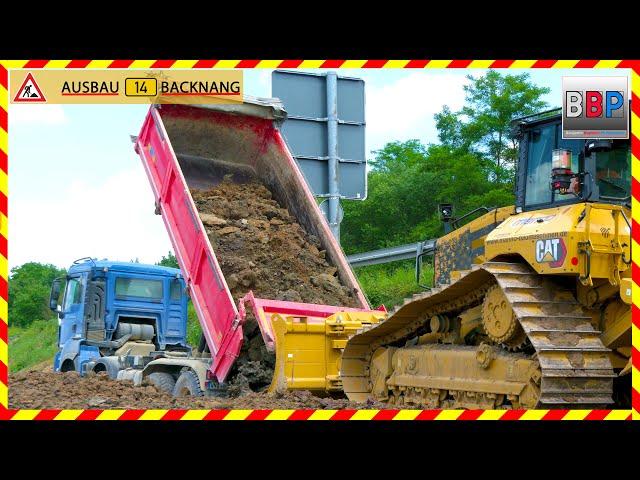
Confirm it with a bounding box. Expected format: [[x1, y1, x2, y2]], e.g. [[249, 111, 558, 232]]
[[436, 71, 550, 184], [369, 139, 429, 173], [342, 140, 511, 254], [342, 71, 549, 258], [156, 251, 179, 269], [434, 105, 466, 149], [8, 262, 66, 327]]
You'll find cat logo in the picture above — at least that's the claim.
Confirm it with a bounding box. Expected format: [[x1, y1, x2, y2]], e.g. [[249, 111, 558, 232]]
[[535, 238, 567, 267]]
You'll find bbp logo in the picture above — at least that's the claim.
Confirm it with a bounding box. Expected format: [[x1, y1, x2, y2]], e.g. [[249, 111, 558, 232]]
[[562, 76, 628, 139]]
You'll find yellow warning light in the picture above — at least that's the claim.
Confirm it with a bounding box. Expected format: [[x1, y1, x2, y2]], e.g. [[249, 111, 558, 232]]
[[552, 149, 572, 170]]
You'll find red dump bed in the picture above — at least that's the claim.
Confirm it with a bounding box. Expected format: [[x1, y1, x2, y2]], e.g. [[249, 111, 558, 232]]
[[134, 100, 369, 382]]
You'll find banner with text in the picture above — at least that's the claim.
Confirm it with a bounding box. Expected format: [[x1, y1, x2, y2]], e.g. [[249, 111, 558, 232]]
[[10, 70, 243, 104]]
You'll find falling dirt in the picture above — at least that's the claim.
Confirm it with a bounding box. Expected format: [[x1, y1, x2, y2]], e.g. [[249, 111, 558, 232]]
[[191, 178, 358, 308], [190, 178, 360, 394], [8, 371, 390, 410]]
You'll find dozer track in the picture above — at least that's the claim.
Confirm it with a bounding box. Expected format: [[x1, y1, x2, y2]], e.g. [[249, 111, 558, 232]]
[[341, 262, 615, 409]]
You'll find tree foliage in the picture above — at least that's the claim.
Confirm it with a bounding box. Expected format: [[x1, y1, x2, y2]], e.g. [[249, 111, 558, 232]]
[[342, 71, 548, 255], [8, 262, 66, 327], [436, 71, 549, 184], [156, 251, 179, 269]]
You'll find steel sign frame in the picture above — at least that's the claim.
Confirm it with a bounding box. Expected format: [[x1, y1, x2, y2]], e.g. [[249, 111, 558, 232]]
[[272, 69, 367, 239]]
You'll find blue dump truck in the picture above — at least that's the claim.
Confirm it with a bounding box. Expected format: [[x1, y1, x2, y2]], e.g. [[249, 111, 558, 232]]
[[48, 258, 202, 394]]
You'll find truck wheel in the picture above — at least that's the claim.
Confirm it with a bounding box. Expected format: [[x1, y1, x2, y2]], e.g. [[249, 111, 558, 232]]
[[173, 369, 204, 397], [147, 372, 176, 394]]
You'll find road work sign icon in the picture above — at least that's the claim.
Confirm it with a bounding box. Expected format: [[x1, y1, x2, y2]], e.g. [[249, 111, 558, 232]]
[[13, 72, 46, 102]]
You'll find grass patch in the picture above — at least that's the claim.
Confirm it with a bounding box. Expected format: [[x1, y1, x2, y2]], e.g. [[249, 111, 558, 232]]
[[355, 260, 432, 310], [9, 319, 58, 372], [186, 302, 202, 347]]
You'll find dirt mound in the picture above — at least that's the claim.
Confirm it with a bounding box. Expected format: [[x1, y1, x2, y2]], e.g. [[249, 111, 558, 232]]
[[9, 370, 176, 410], [9, 371, 389, 410], [185, 389, 390, 410], [191, 179, 358, 307]]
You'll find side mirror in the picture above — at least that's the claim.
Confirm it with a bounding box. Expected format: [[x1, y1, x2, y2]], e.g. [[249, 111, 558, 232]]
[[49, 278, 63, 312]]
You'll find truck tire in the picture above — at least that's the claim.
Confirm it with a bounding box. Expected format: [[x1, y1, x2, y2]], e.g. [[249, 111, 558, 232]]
[[147, 372, 176, 394], [173, 369, 204, 397]]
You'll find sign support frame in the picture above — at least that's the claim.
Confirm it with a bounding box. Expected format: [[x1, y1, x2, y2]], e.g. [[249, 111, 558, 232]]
[[326, 71, 340, 240]]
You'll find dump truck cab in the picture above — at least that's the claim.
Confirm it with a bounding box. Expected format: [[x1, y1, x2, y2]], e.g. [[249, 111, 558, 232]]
[[50, 258, 189, 377]]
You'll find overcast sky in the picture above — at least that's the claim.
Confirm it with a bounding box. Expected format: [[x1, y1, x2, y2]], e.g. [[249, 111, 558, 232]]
[[8, 69, 629, 270]]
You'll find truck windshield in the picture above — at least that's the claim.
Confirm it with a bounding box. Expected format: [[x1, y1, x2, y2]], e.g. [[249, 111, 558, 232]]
[[595, 143, 631, 201], [115, 277, 163, 302]]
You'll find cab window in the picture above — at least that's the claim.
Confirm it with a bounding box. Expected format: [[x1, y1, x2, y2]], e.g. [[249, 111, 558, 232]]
[[170, 279, 182, 301], [115, 277, 163, 302], [63, 277, 84, 311], [524, 123, 583, 208], [595, 143, 631, 200], [525, 125, 554, 206]]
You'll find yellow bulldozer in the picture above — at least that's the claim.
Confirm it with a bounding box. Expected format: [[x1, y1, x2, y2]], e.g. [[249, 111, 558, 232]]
[[341, 108, 632, 409]]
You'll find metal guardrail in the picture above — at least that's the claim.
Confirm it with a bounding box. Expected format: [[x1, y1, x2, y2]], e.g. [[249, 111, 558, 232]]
[[347, 239, 436, 268]]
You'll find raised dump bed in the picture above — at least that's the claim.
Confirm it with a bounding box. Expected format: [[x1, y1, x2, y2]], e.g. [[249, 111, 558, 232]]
[[134, 99, 381, 392]]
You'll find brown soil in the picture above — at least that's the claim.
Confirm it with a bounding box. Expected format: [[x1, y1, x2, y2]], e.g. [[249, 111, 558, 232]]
[[9, 371, 390, 410], [191, 178, 358, 308], [191, 178, 360, 394]]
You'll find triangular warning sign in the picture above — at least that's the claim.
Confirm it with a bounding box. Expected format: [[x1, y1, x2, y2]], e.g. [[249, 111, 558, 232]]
[[13, 72, 46, 103]]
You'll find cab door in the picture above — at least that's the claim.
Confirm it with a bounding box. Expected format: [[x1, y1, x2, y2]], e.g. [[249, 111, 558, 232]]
[[58, 275, 85, 347]]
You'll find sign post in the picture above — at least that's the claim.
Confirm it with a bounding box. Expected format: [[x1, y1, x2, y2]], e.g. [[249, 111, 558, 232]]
[[326, 71, 340, 239]]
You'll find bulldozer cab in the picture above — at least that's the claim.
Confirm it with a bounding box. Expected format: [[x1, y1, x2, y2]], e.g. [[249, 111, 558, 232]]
[[512, 109, 631, 212]]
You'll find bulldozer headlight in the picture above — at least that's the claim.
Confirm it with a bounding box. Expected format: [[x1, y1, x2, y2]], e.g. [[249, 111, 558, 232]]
[[439, 203, 454, 222]]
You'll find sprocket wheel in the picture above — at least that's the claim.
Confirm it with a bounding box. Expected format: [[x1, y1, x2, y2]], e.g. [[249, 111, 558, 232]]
[[482, 284, 527, 351]]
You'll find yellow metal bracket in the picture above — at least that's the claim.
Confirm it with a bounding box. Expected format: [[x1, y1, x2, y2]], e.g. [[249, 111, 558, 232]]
[[579, 204, 630, 287]]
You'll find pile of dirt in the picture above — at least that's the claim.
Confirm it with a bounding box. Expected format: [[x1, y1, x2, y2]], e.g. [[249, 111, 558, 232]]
[[191, 178, 360, 393], [9, 370, 176, 410], [9, 371, 389, 410], [191, 179, 358, 307]]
